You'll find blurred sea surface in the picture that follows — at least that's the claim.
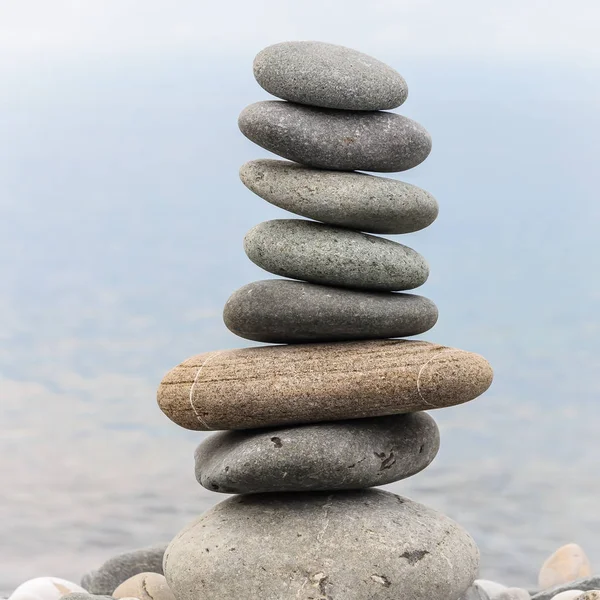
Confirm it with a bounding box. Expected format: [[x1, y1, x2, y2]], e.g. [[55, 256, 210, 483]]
[[1, 57, 600, 595]]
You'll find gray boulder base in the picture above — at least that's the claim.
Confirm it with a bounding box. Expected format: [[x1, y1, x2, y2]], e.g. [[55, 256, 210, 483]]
[[80, 545, 167, 595], [531, 577, 600, 600], [244, 219, 429, 291], [253, 41, 408, 111], [164, 489, 479, 600], [223, 279, 438, 343], [238, 101, 432, 172], [239, 159, 439, 234], [195, 412, 440, 494]]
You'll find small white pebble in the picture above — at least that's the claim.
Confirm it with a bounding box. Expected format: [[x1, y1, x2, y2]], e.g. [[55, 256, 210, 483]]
[[551, 591, 585, 600], [8, 578, 87, 600]]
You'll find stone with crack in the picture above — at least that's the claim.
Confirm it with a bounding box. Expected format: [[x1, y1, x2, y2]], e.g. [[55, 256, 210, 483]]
[[164, 489, 479, 600]]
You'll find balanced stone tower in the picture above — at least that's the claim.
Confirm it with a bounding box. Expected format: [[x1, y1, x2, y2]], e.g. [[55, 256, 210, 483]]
[[157, 41, 493, 600]]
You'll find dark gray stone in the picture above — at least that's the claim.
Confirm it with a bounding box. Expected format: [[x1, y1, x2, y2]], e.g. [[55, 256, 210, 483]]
[[244, 219, 429, 291], [195, 412, 440, 494], [253, 41, 408, 111], [164, 489, 479, 600], [223, 279, 438, 343], [238, 101, 432, 172], [80, 545, 167, 595], [239, 159, 439, 234], [531, 578, 600, 600]]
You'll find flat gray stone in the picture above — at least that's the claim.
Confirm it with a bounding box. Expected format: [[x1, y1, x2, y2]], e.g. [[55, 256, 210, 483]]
[[244, 219, 429, 291], [238, 101, 431, 172], [253, 41, 408, 111], [80, 545, 167, 595], [532, 578, 600, 600], [239, 159, 438, 234], [195, 412, 440, 494], [223, 279, 438, 343], [164, 489, 479, 600]]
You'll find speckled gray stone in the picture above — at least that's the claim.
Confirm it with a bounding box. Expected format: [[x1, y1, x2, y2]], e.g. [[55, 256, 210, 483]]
[[195, 412, 439, 494], [80, 546, 167, 595], [239, 159, 439, 234], [223, 279, 437, 343], [253, 41, 408, 111], [531, 578, 600, 600], [244, 219, 429, 291], [238, 101, 432, 172], [164, 489, 479, 600]]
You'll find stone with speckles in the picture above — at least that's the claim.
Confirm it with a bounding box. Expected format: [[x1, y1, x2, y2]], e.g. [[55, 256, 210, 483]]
[[244, 219, 429, 291], [156, 338, 493, 431], [531, 577, 600, 600], [239, 159, 439, 234], [81, 546, 168, 595], [223, 280, 438, 343], [253, 41, 408, 111], [195, 412, 439, 493], [238, 101, 431, 172], [164, 489, 479, 600]]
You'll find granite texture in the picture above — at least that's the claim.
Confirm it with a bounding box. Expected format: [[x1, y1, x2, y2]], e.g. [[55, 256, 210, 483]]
[[239, 159, 439, 234], [164, 489, 479, 600], [157, 338, 494, 431], [531, 578, 600, 600], [223, 280, 437, 343], [81, 546, 167, 595], [244, 219, 429, 291], [113, 574, 174, 600], [238, 101, 431, 172], [194, 412, 439, 493], [253, 41, 408, 111]]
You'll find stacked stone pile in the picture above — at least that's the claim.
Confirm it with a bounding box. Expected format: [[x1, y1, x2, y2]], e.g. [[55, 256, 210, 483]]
[[156, 41, 494, 600]]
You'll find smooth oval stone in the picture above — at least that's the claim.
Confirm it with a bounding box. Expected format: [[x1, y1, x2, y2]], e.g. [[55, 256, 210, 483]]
[[8, 578, 87, 600], [253, 41, 408, 111], [113, 574, 175, 600], [164, 489, 479, 600], [238, 101, 431, 172], [551, 593, 586, 600], [81, 546, 167, 595], [157, 338, 493, 431], [533, 580, 600, 600], [244, 220, 429, 291], [539, 544, 592, 590], [223, 280, 437, 343], [239, 159, 439, 234], [496, 590, 531, 600], [195, 412, 439, 493]]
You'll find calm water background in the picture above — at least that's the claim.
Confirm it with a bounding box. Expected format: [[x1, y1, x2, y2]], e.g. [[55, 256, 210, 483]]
[[1, 56, 600, 595]]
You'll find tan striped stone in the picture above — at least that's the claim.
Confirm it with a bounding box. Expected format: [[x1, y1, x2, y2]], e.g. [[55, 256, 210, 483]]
[[157, 339, 493, 431]]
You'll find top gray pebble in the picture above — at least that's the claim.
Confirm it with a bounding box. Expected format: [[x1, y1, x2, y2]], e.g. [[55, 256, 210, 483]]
[[253, 41, 408, 111]]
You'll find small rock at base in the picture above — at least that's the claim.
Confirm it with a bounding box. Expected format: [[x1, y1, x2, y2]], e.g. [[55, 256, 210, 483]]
[[495, 589, 531, 600], [81, 546, 168, 595], [62, 595, 113, 600], [9, 578, 87, 600], [531, 577, 600, 600], [113, 574, 174, 600], [551, 591, 586, 600], [253, 41, 408, 111], [238, 101, 431, 172], [578, 593, 600, 600], [539, 544, 592, 590]]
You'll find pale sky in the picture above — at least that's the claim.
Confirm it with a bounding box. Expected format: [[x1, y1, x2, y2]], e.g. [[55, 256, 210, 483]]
[[1, 0, 600, 64]]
